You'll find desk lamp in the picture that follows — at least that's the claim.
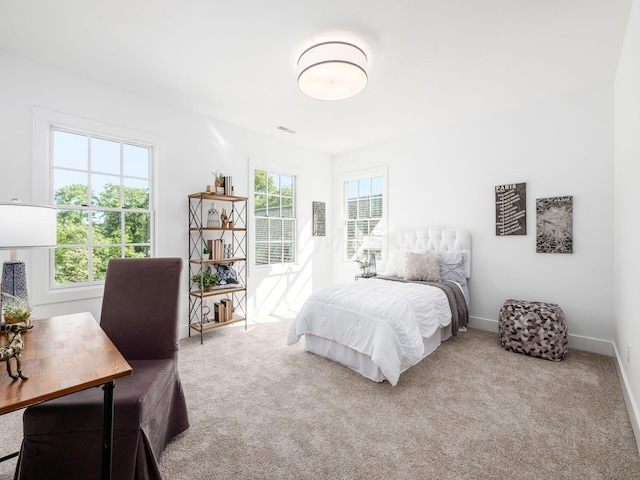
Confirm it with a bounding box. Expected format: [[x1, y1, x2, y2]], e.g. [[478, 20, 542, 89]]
[[0, 201, 57, 308]]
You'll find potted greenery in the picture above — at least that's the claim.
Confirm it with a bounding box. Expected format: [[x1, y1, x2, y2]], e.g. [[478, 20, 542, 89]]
[[191, 270, 221, 292], [211, 170, 225, 194], [1, 292, 32, 325], [355, 258, 372, 277]]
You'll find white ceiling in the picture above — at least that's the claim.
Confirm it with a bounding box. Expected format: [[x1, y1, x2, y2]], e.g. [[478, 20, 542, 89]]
[[0, 0, 633, 155]]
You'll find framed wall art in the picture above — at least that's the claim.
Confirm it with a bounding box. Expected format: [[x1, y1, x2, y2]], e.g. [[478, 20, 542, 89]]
[[536, 196, 573, 253], [495, 182, 526, 236], [312, 201, 326, 236]]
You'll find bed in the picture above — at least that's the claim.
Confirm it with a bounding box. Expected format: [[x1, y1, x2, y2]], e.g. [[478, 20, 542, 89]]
[[287, 227, 471, 385]]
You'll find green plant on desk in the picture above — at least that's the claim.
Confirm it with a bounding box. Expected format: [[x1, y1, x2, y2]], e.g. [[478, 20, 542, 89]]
[[1, 292, 31, 324]]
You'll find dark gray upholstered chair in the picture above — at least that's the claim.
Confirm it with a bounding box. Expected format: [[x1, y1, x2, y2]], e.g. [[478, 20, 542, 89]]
[[14, 257, 189, 480]]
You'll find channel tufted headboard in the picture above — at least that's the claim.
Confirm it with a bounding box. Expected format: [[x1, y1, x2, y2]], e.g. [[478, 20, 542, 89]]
[[387, 227, 472, 278]]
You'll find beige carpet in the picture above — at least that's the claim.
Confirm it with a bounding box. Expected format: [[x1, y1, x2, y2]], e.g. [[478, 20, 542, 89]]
[[2, 316, 639, 479]]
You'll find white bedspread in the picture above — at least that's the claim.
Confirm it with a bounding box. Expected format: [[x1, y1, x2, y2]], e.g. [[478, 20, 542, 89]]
[[287, 278, 452, 385]]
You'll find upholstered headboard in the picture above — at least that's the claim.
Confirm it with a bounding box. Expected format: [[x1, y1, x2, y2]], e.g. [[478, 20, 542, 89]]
[[387, 227, 472, 278]]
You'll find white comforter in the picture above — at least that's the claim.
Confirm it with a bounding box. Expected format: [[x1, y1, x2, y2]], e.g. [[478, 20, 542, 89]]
[[287, 278, 452, 385]]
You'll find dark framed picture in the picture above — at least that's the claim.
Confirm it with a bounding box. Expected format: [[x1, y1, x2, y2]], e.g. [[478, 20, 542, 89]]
[[495, 182, 527, 236], [312, 201, 326, 236], [536, 196, 573, 253]]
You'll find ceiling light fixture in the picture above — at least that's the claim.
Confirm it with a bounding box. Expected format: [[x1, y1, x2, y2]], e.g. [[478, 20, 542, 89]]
[[297, 41, 368, 101]]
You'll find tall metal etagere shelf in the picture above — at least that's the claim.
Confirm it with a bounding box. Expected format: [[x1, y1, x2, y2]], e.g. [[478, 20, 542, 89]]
[[188, 192, 248, 344]]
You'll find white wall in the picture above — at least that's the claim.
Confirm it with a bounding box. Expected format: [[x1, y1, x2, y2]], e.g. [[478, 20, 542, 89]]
[[615, 0, 640, 440], [333, 84, 615, 351], [0, 50, 333, 335]]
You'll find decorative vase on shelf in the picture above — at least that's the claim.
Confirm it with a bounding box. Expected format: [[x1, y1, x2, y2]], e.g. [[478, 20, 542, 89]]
[[207, 203, 220, 228]]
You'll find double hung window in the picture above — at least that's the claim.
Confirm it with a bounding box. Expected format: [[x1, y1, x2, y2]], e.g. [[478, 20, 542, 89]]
[[254, 169, 296, 266], [344, 176, 383, 261], [51, 128, 153, 286]]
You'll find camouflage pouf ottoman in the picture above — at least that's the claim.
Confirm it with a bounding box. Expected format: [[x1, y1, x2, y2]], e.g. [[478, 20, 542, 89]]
[[498, 299, 568, 361]]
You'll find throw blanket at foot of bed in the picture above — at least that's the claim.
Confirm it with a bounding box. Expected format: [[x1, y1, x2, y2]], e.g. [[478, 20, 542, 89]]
[[287, 279, 459, 385]]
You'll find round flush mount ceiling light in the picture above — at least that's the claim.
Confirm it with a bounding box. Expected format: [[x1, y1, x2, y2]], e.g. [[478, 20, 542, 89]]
[[297, 41, 368, 101]]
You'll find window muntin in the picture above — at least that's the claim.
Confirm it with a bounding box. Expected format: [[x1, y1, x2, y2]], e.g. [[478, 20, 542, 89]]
[[345, 175, 383, 261], [51, 128, 153, 286], [254, 169, 296, 265]]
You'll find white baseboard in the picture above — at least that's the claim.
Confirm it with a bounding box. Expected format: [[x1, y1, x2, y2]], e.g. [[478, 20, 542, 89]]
[[613, 343, 640, 455], [467, 315, 500, 333], [468, 316, 614, 356], [179, 323, 191, 340]]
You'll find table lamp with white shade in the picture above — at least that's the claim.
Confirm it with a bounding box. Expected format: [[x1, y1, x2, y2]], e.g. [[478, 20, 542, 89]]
[[361, 234, 384, 276], [0, 201, 57, 310]]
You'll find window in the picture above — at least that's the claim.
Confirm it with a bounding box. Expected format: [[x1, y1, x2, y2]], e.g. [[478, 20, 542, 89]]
[[254, 169, 296, 265], [51, 128, 153, 286], [345, 176, 383, 260]]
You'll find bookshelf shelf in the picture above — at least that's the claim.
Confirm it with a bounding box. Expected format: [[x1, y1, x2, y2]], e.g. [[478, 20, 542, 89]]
[[188, 315, 246, 333]]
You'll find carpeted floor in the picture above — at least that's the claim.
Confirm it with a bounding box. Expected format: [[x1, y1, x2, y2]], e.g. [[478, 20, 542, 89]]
[[1, 316, 639, 479]]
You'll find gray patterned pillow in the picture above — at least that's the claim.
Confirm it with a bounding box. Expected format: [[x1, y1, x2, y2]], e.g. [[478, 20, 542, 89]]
[[404, 252, 441, 282], [439, 251, 468, 285]]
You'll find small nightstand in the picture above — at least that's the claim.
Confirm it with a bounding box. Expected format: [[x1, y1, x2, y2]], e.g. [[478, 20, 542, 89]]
[[355, 274, 376, 281]]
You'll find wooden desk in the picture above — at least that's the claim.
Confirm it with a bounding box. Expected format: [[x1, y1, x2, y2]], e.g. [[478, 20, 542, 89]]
[[0, 312, 132, 480]]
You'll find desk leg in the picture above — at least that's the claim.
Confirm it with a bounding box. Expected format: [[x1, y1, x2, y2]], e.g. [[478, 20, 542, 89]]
[[102, 380, 115, 480]]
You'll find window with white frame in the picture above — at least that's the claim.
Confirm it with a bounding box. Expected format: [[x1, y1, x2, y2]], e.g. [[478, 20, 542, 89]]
[[254, 169, 296, 265], [345, 175, 383, 261], [51, 128, 153, 286]]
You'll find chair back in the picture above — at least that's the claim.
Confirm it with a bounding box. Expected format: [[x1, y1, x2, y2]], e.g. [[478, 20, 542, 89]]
[[100, 257, 183, 360]]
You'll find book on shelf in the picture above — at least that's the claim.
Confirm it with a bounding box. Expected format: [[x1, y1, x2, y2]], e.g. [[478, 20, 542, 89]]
[[214, 302, 226, 323], [213, 239, 224, 259], [221, 298, 233, 321]]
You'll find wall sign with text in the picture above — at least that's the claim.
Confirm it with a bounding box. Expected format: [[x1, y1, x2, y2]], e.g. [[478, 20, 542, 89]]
[[495, 183, 527, 236]]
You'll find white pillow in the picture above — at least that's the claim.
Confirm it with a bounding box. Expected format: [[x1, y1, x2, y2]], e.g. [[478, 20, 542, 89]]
[[404, 252, 441, 282], [383, 249, 406, 277]]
